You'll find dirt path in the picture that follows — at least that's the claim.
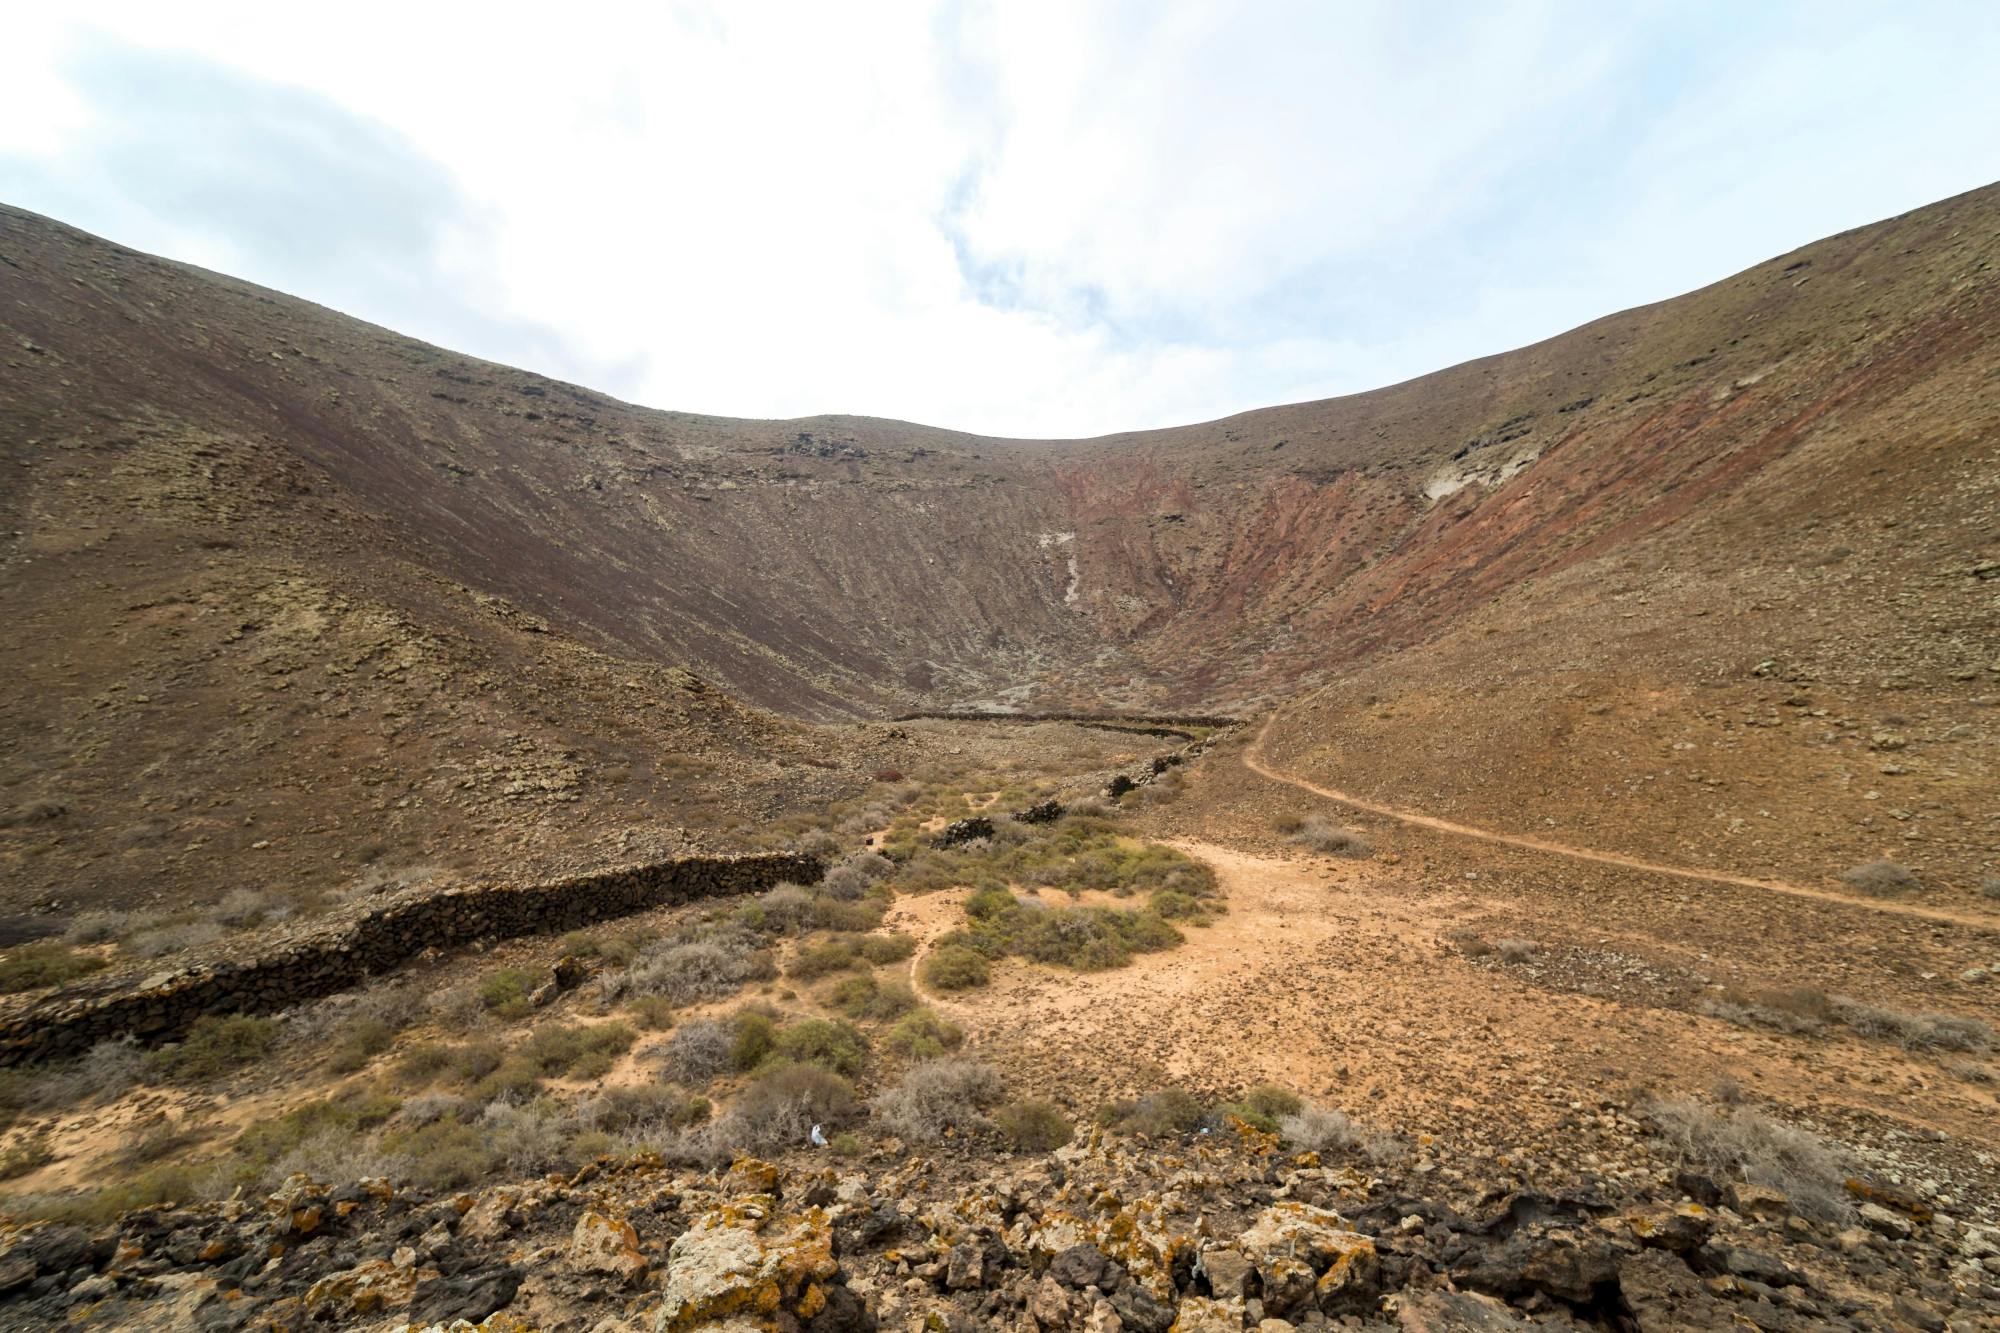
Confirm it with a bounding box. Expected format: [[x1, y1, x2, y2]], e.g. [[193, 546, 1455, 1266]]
[[1245, 717, 2000, 930], [878, 840, 1987, 1147]]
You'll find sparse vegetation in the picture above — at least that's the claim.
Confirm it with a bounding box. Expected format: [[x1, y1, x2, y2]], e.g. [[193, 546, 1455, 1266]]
[[1494, 938, 1539, 964], [921, 944, 990, 991], [1702, 985, 1993, 1052], [869, 1058, 1004, 1142], [769, 1017, 870, 1078], [1837, 860, 1922, 896], [885, 1008, 965, 1060], [147, 1015, 280, 1082], [605, 929, 776, 1006], [1099, 1087, 1204, 1137], [1648, 1096, 1853, 1222], [0, 943, 106, 994], [714, 1064, 858, 1151], [1288, 816, 1372, 858], [656, 1018, 736, 1086], [994, 1098, 1073, 1151], [830, 973, 919, 1022]]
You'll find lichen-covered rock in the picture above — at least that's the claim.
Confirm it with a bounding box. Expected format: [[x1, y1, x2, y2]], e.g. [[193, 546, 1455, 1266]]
[[1390, 1286, 1537, 1330], [570, 1209, 647, 1288], [654, 1196, 838, 1332], [304, 1257, 422, 1320], [1229, 1201, 1379, 1316], [1167, 1295, 1243, 1331]]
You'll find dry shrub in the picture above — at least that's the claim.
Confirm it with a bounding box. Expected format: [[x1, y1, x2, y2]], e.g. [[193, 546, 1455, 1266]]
[[1703, 987, 1992, 1052], [1837, 861, 1922, 896], [1648, 1097, 1852, 1222], [62, 912, 131, 946], [868, 1059, 1004, 1143], [994, 1099, 1073, 1152], [1703, 986, 1835, 1035], [713, 1065, 857, 1151], [1494, 938, 1538, 964], [1289, 816, 1372, 858], [1836, 1001, 1993, 1052], [1279, 1103, 1362, 1152], [611, 932, 774, 1006], [1103, 1088, 1204, 1137], [656, 1019, 734, 1085], [126, 922, 226, 958], [1980, 877, 2000, 900]]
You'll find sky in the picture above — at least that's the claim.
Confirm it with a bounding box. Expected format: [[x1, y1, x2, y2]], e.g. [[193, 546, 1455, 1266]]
[[4, 2, 1998, 438]]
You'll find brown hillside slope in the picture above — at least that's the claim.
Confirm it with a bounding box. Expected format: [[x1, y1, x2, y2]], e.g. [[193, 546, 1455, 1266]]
[[2, 184, 1996, 910]]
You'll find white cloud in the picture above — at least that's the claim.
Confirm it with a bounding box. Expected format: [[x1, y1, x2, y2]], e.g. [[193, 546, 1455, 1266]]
[[3, 1, 1997, 437]]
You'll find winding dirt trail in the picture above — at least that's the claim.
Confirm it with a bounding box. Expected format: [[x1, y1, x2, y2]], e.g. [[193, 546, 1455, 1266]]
[[1245, 717, 2000, 931]]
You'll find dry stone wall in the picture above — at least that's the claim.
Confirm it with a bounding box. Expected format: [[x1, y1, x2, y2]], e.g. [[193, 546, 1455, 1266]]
[[0, 852, 821, 1067]]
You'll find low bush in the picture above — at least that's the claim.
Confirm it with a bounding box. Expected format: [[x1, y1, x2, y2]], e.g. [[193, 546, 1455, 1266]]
[[609, 930, 775, 1006], [580, 1084, 710, 1135], [885, 1008, 964, 1060], [1837, 860, 1922, 896], [1215, 1082, 1302, 1131], [994, 1098, 1073, 1152], [125, 922, 226, 959], [921, 945, 990, 991], [1980, 877, 2000, 900], [1494, 938, 1538, 964], [831, 973, 919, 1022], [147, 1015, 280, 1082], [0, 1138, 54, 1180], [715, 1065, 857, 1151], [788, 938, 867, 980], [518, 1022, 636, 1079], [627, 995, 677, 1031], [325, 1018, 398, 1075], [729, 1009, 780, 1072], [657, 1019, 735, 1085], [1102, 1088, 1204, 1137], [478, 966, 542, 1019], [1703, 987, 1992, 1051], [1648, 1096, 1853, 1222], [62, 912, 131, 946], [1289, 816, 1373, 858], [859, 932, 916, 964], [1279, 1103, 1362, 1152], [869, 1058, 1004, 1142], [0, 943, 106, 994], [771, 1018, 870, 1078]]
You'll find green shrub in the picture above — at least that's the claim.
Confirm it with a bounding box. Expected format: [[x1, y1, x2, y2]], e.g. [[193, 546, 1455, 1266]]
[[922, 945, 990, 991], [885, 1008, 964, 1060], [830, 1131, 863, 1157], [326, 1018, 397, 1075], [830, 974, 918, 1022], [788, 938, 866, 980], [627, 995, 677, 1031], [478, 966, 541, 1019], [859, 932, 917, 965], [148, 1015, 281, 1081], [519, 1022, 636, 1078], [0, 944, 106, 994], [730, 1010, 779, 1072], [995, 1099, 1073, 1152], [0, 1138, 54, 1180], [1104, 1088, 1205, 1137], [771, 1018, 870, 1078], [1243, 1083, 1302, 1120]]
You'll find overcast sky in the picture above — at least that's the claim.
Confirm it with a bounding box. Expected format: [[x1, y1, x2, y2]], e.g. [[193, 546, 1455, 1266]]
[[5, 2, 1998, 438]]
